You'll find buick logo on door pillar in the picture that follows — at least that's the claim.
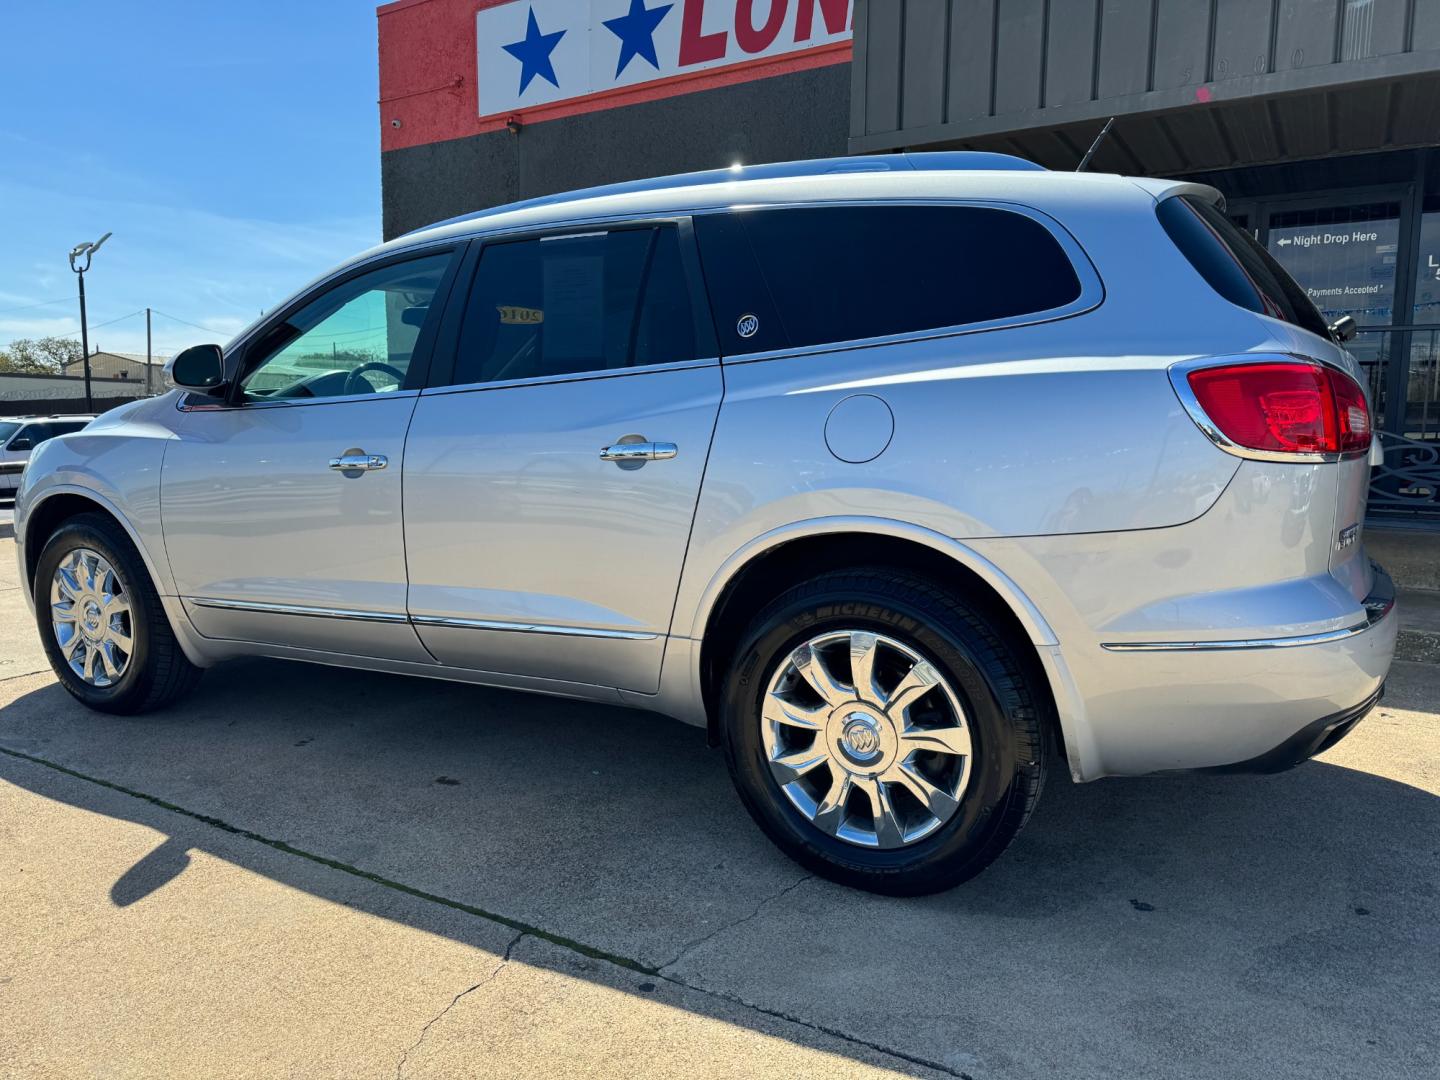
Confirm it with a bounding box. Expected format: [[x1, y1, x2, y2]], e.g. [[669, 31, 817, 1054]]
[[477, 0, 853, 118]]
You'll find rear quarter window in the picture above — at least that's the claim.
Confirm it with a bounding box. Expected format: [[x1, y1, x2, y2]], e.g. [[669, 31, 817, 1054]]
[[1157, 194, 1331, 339], [695, 204, 1085, 355]]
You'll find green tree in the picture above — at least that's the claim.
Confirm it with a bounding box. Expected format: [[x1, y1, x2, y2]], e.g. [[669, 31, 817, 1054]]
[[0, 336, 83, 375]]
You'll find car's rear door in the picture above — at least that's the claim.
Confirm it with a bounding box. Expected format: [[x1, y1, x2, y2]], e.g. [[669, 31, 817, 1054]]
[[403, 219, 721, 693]]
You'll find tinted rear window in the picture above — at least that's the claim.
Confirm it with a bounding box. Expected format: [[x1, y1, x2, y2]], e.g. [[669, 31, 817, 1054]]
[[695, 205, 1084, 354], [1158, 195, 1331, 338]]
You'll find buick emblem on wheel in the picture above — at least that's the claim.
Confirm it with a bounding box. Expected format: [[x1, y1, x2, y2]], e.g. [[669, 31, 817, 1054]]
[[842, 715, 882, 758]]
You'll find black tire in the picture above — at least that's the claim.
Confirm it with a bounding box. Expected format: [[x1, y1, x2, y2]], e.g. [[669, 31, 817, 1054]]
[[34, 512, 203, 714], [720, 567, 1048, 896]]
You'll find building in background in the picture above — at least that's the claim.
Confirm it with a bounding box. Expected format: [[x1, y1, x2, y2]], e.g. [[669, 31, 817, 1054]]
[[61, 351, 166, 387], [378, 0, 1439, 519], [378, 0, 853, 235]]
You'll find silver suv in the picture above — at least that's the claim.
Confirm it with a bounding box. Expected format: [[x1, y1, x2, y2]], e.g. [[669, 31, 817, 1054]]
[[15, 154, 1397, 894]]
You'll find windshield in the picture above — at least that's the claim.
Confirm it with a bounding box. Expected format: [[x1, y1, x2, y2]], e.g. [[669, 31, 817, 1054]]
[[0, 422, 21, 445]]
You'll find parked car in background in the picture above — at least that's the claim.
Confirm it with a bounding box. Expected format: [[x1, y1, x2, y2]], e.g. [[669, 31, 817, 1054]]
[[13, 154, 1397, 894], [0, 415, 94, 496]]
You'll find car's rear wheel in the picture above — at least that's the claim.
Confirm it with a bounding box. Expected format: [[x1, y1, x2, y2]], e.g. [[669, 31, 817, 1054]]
[[721, 567, 1048, 895], [35, 513, 202, 714]]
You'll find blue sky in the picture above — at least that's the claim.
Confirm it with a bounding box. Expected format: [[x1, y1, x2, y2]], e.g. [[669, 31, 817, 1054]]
[[0, 2, 383, 357]]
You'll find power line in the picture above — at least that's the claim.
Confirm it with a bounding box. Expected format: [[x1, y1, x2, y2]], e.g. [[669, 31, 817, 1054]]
[[0, 296, 72, 315], [90, 309, 146, 331], [51, 309, 146, 339], [152, 309, 227, 333]]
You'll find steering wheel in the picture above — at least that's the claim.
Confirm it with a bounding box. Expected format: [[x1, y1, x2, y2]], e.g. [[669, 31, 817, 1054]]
[[344, 361, 406, 396]]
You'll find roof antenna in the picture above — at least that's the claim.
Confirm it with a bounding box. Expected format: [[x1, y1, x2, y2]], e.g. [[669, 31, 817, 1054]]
[[1076, 117, 1116, 172]]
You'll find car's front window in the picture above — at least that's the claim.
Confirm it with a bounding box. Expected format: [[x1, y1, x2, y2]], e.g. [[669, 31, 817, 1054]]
[[238, 253, 453, 402], [0, 422, 21, 446]]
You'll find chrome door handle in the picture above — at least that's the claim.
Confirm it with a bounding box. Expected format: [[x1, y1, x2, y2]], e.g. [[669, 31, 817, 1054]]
[[328, 451, 388, 472], [599, 441, 678, 463]]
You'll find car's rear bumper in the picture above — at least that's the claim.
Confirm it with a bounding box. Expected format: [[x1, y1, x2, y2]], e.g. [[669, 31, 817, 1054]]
[[1058, 564, 1398, 779], [1196, 683, 1383, 774]]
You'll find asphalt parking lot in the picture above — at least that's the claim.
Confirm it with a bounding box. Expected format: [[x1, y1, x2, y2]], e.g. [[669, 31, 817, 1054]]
[[1, 520, 1437, 1079]]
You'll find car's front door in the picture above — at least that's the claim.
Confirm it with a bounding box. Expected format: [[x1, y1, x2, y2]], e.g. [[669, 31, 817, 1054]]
[[403, 221, 722, 693], [162, 247, 461, 661]]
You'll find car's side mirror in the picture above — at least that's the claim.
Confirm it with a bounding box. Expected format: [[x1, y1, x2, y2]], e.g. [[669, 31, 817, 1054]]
[[166, 344, 228, 396], [9, 438, 31, 451], [1329, 315, 1358, 343]]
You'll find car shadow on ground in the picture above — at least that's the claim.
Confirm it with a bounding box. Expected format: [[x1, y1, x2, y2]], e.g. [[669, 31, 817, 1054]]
[[1, 657, 1437, 1076]]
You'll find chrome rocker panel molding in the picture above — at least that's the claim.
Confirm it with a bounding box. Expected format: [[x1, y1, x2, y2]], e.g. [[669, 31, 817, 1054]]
[[409, 614, 656, 641], [186, 596, 656, 640], [188, 597, 410, 624]]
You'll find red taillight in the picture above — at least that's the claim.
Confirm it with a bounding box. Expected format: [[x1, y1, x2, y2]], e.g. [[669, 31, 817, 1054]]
[[1185, 361, 1371, 457], [1330, 366, 1372, 453]]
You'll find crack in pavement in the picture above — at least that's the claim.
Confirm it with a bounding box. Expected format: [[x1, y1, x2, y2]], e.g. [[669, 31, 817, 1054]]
[[395, 930, 526, 1079], [0, 744, 967, 1079], [0, 744, 654, 975], [0, 669, 51, 684], [649, 973, 973, 1080], [657, 873, 812, 971]]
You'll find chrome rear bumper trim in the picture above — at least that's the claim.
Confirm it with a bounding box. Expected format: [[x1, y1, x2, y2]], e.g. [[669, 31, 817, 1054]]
[[1102, 567, 1396, 653], [1101, 623, 1371, 652]]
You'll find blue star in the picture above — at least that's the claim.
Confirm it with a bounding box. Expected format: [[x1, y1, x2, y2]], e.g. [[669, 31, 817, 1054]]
[[603, 0, 673, 78], [502, 7, 566, 95]]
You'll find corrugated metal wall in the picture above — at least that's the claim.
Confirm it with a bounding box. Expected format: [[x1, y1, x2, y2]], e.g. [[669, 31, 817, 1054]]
[[852, 0, 1440, 161]]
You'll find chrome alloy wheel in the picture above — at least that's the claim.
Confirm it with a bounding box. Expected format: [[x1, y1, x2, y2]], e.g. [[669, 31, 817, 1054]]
[[761, 630, 973, 849], [51, 547, 133, 688]]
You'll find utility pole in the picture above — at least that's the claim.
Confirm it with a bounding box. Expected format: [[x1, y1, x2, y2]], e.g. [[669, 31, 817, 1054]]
[[76, 267, 92, 411], [146, 308, 153, 395], [68, 232, 112, 413]]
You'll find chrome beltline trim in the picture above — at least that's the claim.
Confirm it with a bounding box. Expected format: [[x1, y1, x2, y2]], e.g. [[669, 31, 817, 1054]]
[[187, 597, 411, 624], [187, 597, 657, 640], [410, 615, 657, 640]]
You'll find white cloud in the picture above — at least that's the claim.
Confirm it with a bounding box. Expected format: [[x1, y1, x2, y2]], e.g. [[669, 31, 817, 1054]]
[[0, 315, 81, 337]]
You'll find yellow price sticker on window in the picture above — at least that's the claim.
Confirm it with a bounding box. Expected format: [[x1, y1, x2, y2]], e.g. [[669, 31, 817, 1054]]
[[497, 305, 543, 325]]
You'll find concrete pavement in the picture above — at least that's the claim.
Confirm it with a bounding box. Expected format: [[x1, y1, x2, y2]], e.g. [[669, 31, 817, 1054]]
[[1, 530, 1438, 1079], [0, 756, 927, 1080]]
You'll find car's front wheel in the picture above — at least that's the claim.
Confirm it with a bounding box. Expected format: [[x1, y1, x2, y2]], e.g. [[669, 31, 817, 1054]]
[[721, 568, 1048, 895], [35, 512, 202, 714]]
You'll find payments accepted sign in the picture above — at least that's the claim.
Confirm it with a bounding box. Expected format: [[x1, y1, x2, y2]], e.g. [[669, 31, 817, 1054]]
[[1268, 217, 1399, 325], [476, 0, 852, 119]]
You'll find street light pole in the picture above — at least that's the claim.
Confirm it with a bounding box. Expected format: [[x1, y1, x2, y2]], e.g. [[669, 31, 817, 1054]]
[[68, 232, 111, 414]]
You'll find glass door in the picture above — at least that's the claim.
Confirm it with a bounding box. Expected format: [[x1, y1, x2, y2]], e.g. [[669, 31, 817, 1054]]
[[1404, 197, 1440, 441], [1238, 185, 1440, 519], [1257, 195, 1404, 416]]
